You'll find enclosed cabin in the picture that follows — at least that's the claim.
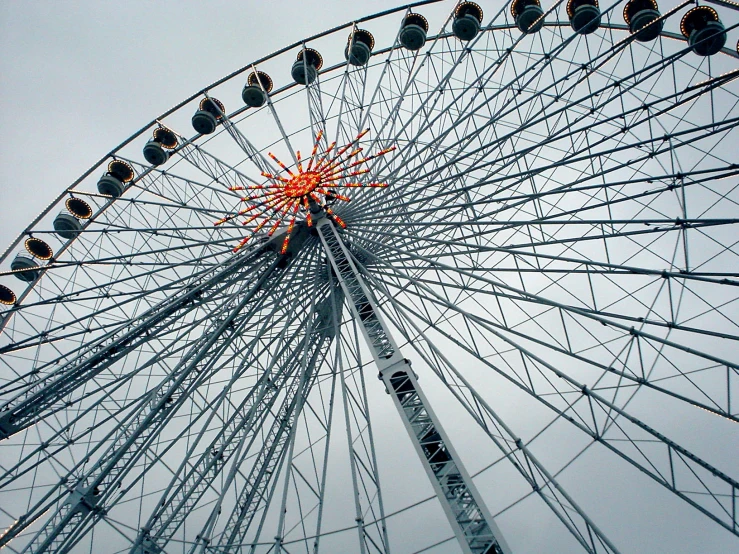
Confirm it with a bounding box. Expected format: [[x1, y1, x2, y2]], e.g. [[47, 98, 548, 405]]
[[143, 127, 178, 166], [345, 29, 375, 66], [54, 197, 93, 239], [623, 0, 663, 42], [291, 48, 323, 85], [192, 97, 225, 135], [453, 2, 484, 41], [97, 160, 135, 198], [0, 285, 15, 307], [681, 6, 726, 56], [567, 0, 600, 34], [0, 284, 16, 321], [242, 71, 273, 107], [11, 237, 53, 283], [399, 13, 429, 51], [511, 0, 545, 34]]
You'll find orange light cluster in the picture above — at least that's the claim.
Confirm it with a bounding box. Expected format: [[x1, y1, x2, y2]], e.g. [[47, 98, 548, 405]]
[[216, 130, 395, 254]]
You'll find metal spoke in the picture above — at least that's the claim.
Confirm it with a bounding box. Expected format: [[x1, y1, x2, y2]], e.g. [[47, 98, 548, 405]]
[[2, 4, 737, 553]]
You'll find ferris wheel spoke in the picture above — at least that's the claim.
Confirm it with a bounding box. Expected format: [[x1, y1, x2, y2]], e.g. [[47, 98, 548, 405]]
[[375, 44, 724, 214], [13, 253, 294, 554], [259, 86, 300, 168], [329, 316, 390, 553], [361, 234, 738, 418], [72, 196, 226, 260], [355, 212, 737, 271], [43, 238, 234, 273], [121, 156, 244, 208], [0, 248, 274, 435], [0, 241, 250, 368], [0, 289, 265, 460], [205, 99, 280, 178], [364, 269, 621, 553], [238, 333, 336, 553], [355, 12, 423, 139], [396, 203, 731, 324], [373, 262, 737, 453], [93, 170, 237, 264], [370, 260, 739, 425], [40, 298, 310, 552], [132, 294, 332, 553], [0, 238, 231, 280], [172, 134, 266, 193], [301, 390, 340, 554], [333, 50, 372, 152], [0, 253, 301, 548], [363, 25, 630, 196], [360, 70, 736, 228], [438, 217, 733, 253], [302, 65, 329, 151], [0, 317, 220, 491], [347, 17, 463, 198], [356, 109, 735, 251], [361, 258, 739, 537], [244, 327, 341, 553], [215, 288, 343, 554], [0, 228, 236, 337], [453, 165, 739, 234], [30, 222, 238, 239], [101, 271, 317, 527], [358, 16, 569, 198], [224, 310, 336, 552], [352, 212, 739, 288], [340, 44, 372, 135], [350, 27, 493, 213]]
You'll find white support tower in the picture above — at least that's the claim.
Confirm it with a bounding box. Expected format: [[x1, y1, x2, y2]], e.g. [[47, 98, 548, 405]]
[[316, 213, 512, 554]]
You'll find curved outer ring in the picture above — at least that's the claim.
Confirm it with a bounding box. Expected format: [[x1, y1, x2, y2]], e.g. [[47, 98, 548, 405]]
[[2, 0, 737, 291]]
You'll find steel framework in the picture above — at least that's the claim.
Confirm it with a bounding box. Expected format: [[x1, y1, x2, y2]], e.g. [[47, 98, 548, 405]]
[[1, 1, 738, 553]]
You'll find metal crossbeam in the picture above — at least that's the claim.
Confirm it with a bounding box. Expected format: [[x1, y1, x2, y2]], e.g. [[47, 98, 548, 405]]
[[13, 255, 286, 554], [369, 250, 739, 539], [130, 286, 340, 554], [216, 287, 341, 553], [0, 247, 270, 441], [358, 263, 621, 553]]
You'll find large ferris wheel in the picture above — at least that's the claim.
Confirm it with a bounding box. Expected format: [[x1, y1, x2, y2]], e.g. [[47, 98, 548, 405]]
[[1, 0, 738, 552]]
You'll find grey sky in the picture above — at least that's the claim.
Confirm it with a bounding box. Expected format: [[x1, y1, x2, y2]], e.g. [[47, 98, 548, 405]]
[[1, 1, 738, 553], [0, 0, 398, 244]]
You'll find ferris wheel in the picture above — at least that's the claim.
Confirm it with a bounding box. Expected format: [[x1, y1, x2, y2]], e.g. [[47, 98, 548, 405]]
[[1, 0, 738, 552]]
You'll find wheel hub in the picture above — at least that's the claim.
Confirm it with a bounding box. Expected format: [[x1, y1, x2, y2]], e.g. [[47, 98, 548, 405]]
[[284, 171, 322, 198], [214, 130, 395, 254]]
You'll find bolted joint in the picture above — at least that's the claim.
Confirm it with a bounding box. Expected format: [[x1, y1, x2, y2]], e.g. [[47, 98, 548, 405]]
[[132, 531, 165, 554], [377, 357, 413, 381], [0, 411, 21, 440], [64, 483, 103, 516]]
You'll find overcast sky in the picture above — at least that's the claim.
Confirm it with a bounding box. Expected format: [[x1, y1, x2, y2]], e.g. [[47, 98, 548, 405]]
[[0, 0, 407, 246], [1, 2, 738, 553]]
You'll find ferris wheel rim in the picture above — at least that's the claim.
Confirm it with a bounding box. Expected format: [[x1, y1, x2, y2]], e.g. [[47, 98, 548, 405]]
[[1, 1, 738, 552], [3, 5, 735, 270]]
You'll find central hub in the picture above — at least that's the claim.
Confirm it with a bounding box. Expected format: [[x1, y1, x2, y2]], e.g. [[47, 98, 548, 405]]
[[284, 171, 322, 198], [216, 129, 395, 253]]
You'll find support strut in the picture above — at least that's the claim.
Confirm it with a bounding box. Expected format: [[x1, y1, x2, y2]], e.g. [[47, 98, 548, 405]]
[[316, 214, 511, 554]]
